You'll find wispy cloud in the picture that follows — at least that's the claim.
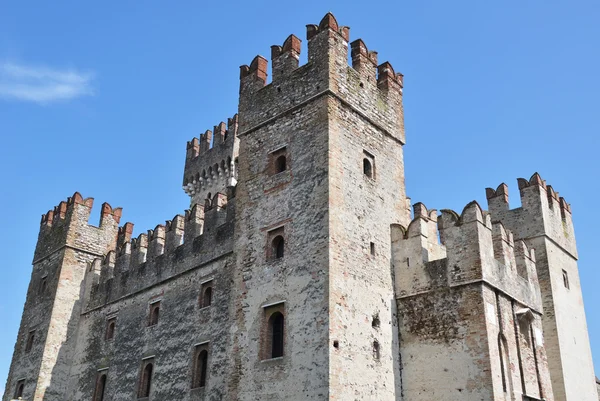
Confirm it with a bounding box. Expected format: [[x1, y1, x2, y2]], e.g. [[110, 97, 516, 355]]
[[0, 61, 94, 104]]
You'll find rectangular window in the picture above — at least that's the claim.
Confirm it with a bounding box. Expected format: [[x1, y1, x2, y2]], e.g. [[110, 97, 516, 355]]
[[199, 281, 213, 309], [370, 242, 376, 256], [261, 302, 285, 360], [25, 330, 35, 353], [148, 301, 160, 327], [562, 269, 570, 289], [192, 343, 209, 389]]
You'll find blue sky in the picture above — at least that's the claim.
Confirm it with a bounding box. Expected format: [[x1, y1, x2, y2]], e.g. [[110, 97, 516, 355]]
[[1, 0, 599, 395]]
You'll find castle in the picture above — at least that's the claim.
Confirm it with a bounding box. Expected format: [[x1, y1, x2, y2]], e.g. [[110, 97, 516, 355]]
[[4, 13, 599, 401]]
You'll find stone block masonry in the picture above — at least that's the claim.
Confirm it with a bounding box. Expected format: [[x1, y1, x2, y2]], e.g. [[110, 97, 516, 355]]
[[3, 12, 598, 401]]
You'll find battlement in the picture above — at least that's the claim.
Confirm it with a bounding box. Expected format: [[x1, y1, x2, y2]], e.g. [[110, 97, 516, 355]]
[[486, 172, 577, 258], [237, 13, 405, 143], [85, 192, 235, 310], [34, 192, 122, 262], [183, 114, 239, 204], [392, 201, 541, 309]]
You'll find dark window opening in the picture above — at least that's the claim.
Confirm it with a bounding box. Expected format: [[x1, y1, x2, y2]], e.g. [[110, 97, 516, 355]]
[[25, 331, 35, 353], [363, 158, 373, 178], [193, 349, 208, 388], [15, 380, 25, 398], [372, 315, 380, 328], [370, 242, 376, 256], [200, 282, 213, 308], [93, 373, 107, 401], [105, 319, 116, 340], [275, 155, 287, 173], [39, 277, 47, 295], [272, 236, 285, 259], [148, 302, 160, 327], [270, 312, 284, 358], [138, 361, 153, 398], [373, 340, 380, 360], [562, 269, 570, 289], [333, 340, 339, 349]]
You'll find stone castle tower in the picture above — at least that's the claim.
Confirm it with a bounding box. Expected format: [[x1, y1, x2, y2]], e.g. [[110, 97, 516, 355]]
[[4, 13, 598, 401]]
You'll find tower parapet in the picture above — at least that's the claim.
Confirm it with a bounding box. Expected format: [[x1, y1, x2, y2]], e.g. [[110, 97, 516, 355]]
[[486, 173, 597, 400], [85, 192, 235, 310], [237, 13, 404, 144], [183, 114, 239, 206]]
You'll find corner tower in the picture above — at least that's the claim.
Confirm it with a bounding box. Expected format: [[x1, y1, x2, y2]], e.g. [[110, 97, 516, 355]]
[[3, 194, 121, 401], [231, 13, 409, 400], [487, 174, 598, 400]]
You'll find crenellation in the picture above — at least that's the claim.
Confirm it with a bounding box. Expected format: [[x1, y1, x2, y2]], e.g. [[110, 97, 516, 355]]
[[5, 13, 598, 401], [271, 34, 301, 82], [350, 39, 378, 82]]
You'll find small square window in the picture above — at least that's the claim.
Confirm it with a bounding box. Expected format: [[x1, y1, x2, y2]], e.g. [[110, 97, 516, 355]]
[[562, 269, 570, 289], [105, 318, 116, 340], [25, 330, 35, 353], [267, 227, 285, 261], [268, 147, 288, 175], [200, 281, 213, 309], [148, 301, 160, 327]]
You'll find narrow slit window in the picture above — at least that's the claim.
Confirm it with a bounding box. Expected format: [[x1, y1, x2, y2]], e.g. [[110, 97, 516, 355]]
[[14, 379, 25, 399], [25, 331, 35, 353], [370, 242, 375, 256], [562, 269, 570, 289], [39, 277, 47, 295]]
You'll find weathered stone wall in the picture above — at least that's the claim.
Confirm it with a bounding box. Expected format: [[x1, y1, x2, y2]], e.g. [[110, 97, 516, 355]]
[[3, 195, 120, 401], [4, 12, 598, 401], [488, 176, 598, 400], [393, 200, 554, 400]]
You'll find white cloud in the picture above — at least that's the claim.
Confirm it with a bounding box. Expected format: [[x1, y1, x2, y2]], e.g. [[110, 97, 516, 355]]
[[0, 62, 94, 104]]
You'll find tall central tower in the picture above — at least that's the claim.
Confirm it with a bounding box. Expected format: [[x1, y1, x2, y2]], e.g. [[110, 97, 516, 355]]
[[230, 13, 409, 400]]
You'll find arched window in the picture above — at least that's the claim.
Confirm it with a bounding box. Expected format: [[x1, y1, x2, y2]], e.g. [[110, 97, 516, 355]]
[[275, 155, 287, 173], [39, 277, 47, 295], [25, 331, 35, 353], [14, 380, 24, 398], [272, 236, 284, 259], [93, 373, 107, 401], [106, 319, 116, 340], [148, 302, 160, 327], [269, 312, 284, 358], [193, 349, 208, 388], [498, 335, 512, 394], [363, 158, 373, 178], [139, 362, 153, 398]]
